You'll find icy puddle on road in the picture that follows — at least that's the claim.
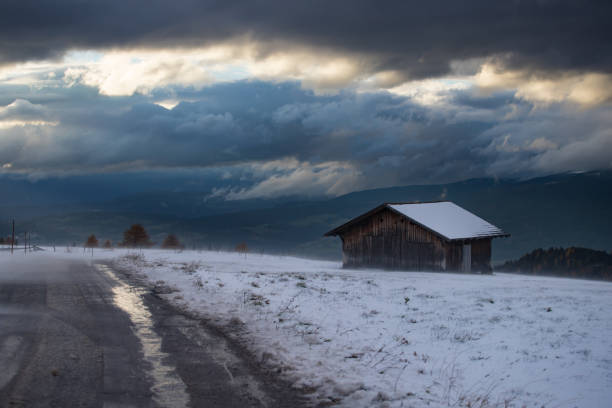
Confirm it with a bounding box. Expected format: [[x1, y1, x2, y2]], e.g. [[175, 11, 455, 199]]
[[96, 264, 190, 408]]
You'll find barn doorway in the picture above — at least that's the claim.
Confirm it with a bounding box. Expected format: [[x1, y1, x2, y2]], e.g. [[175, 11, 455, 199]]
[[462, 244, 471, 272]]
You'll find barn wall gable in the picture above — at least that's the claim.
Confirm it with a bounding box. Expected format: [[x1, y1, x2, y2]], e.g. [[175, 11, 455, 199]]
[[339, 208, 449, 271]]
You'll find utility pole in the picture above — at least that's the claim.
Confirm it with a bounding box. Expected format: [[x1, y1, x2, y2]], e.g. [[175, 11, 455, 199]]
[[11, 219, 14, 255], [24, 232, 27, 254]]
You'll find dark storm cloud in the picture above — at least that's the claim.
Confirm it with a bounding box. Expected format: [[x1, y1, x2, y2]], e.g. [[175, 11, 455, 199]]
[[1, 0, 610, 78], [1, 80, 611, 196], [0, 82, 321, 171]]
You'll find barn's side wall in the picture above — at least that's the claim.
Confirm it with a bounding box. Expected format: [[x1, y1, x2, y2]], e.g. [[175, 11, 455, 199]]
[[444, 241, 463, 271], [339, 208, 447, 271], [471, 239, 492, 273]]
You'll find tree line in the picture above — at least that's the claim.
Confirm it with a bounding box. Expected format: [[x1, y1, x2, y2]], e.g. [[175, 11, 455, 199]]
[[497, 246, 612, 281], [0, 237, 17, 245], [84, 224, 184, 250]]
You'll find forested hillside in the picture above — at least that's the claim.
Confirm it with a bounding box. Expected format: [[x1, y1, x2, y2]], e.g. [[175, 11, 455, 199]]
[[498, 247, 612, 280]]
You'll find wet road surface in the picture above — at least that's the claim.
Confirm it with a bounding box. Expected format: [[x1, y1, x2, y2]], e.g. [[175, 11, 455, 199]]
[[0, 256, 308, 407]]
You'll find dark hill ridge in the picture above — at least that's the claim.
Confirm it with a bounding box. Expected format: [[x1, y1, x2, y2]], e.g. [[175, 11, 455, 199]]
[[6, 170, 612, 263], [498, 247, 612, 281]]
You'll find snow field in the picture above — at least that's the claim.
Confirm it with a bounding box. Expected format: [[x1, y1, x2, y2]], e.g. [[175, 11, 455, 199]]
[[108, 250, 612, 408], [3, 248, 610, 407]]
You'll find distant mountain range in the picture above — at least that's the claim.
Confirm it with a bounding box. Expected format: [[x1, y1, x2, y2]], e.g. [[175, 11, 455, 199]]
[[2, 170, 611, 263]]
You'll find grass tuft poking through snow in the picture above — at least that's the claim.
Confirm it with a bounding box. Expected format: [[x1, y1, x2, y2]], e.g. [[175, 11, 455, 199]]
[[26, 248, 612, 407]]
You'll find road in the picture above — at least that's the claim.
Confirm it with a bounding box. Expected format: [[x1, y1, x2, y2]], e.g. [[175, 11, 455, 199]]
[[0, 255, 308, 407]]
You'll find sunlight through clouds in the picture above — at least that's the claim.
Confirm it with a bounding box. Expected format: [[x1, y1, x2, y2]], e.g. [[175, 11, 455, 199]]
[[0, 0, 610, 195], [63, 49, 214, 96], [387, 78, 472, 106], [475, 63, 612, 108], [56, 45, 372, 96], [224, 159, 361, 199], [3, 44, 611, 110]]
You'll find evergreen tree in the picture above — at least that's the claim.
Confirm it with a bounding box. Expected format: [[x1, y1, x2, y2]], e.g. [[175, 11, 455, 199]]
[[121, 224, 153, 248], [161, 234, 183, 249], [85, 234, 99, 248]]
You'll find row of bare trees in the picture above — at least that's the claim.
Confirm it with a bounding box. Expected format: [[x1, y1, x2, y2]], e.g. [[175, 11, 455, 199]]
[[84, 224, 184, 250], [83, 224, 250, 254]]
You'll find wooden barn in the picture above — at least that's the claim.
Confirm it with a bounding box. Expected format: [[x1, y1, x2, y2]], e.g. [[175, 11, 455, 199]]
[[324, 201, 509, 273]]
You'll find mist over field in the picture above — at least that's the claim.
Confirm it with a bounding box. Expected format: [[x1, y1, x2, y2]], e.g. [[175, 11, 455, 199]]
[[2, 171, 611, 266]]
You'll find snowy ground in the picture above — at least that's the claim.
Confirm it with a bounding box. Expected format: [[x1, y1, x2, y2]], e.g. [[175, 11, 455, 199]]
[[3, 248, 612, 407]]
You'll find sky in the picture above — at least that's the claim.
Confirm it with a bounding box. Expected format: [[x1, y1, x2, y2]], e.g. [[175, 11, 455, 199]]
[[0, 0, 611, 199]]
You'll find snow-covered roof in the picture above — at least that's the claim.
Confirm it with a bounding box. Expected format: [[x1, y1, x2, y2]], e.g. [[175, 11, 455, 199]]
[[325, 201, 508, 241], [387, 202, 507, 240]]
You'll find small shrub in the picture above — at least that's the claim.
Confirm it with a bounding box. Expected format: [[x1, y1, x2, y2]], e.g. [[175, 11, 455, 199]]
[[229, 316, 244, 327], [247, 293, 269, 306], [452, 330, 480, 343], [182, 261, 201, 275], [488, 315, 502, 323], [123, 253, 144, 263], [431, 325, 450, 340], [193, 277, 204, 289]]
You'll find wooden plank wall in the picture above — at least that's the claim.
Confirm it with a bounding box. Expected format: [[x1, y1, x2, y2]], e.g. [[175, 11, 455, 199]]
[[444, 242, 463, 271], [471, 239, 492, 273], [340, 208, 446, 270]]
